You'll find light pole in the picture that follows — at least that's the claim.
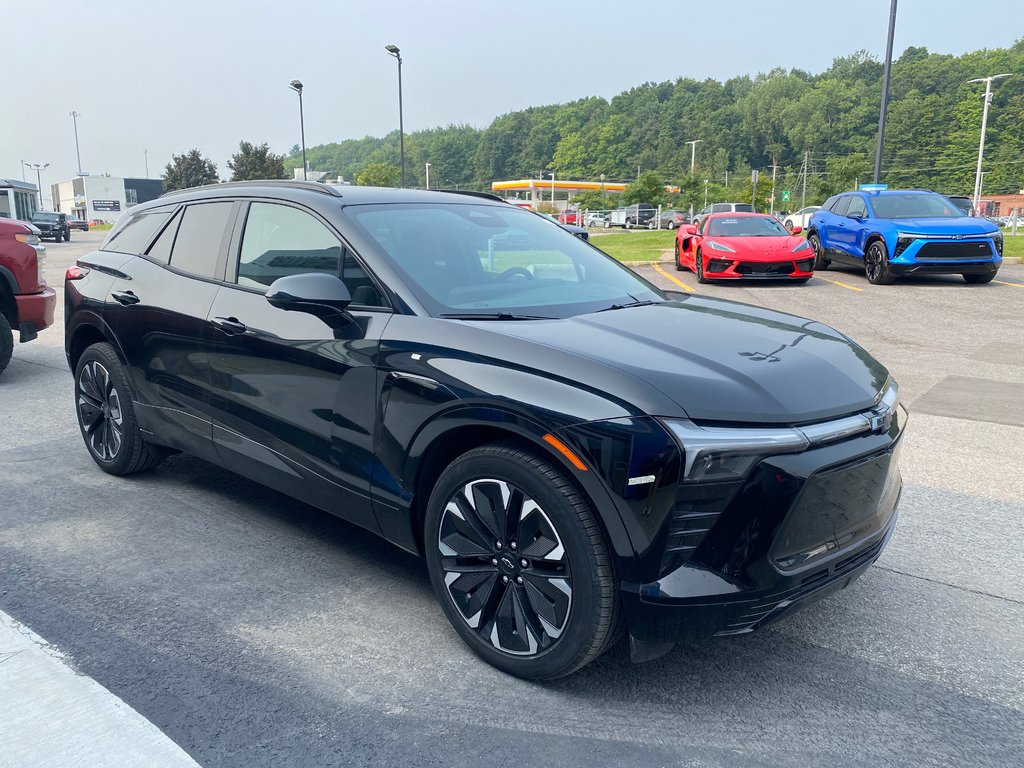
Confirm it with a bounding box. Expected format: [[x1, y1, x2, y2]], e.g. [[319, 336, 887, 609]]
[[703, 179, 709, 208], [968, 73, 1012, 211], [20, 160, 26, 182], [144, 149, 149, 179], [872, 0, 898, 184], [425, 162, 431, 189], [548, 172, 555, 206], [69, 110, 84, 176], [684, 139, 702, 175], [769, 164, 780, 214], [289, 80, 307, 180], [26, 162, 49, 209], [600, 173, 606, 208], [385, 44, 405, 188]]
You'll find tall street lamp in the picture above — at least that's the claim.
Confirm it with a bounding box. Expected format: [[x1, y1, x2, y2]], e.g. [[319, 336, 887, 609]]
[[26, 162, 49, 210], [872, 0, 898, 183], [385, 44, 405, 188], [144, 149, 149, 179], [289, 80, 307, 180], [425, 162, 431, 190], [968, 73, 1012, 210], [684, 139, 702, 175], [548, 172, 555, 205], [69, 111, 84, 176]]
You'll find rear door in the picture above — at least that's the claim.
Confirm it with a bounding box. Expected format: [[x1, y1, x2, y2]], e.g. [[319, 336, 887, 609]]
[[105, 201, 235, 456], [206, 200, 392, 532]]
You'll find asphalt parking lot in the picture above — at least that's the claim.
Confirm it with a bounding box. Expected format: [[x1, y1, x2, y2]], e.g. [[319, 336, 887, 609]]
[[1, 229, 1022, 767]]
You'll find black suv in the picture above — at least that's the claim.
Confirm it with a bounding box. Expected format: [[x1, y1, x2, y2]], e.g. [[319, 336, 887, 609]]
[[65, 181, 905, 679], [31, 211, 71, 242], [625, 202, 655, 227]]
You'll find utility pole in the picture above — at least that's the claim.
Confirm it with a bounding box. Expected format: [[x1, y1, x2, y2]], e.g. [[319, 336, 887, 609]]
[[425, 162, 431, 189], [144, 149, 150, 179], [69, 111, 83, 175], [684, 140, 702, 175], [768, 164, 780, 215], [872, 0, 898, 183], [968, 73, 1012, 210], [801, 152, 808, 208]]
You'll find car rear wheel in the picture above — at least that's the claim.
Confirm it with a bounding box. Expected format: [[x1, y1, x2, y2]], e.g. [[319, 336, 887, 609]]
[[962, 272, 996, 284], [674, 240, 684, 271], [865, 240, 895, 285], [695, 248, 709, 283], [75, 343, 163, 475], [0, 313, 13, 376], [424, 443, 620, 680], [808, 233, 829, 270], [65, 230, 71, 242]]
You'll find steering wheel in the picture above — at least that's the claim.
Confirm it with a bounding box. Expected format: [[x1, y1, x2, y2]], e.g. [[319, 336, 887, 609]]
[[498, 267, 534, 281]]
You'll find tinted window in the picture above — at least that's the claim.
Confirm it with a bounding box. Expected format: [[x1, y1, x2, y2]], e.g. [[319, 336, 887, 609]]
[[712, 203, 731, 213], [733, 204, 754, 213], [348, 203, 662, 318], [145, 210, 181, 265], [707, 216, 788, 237], [822, 196, 840, 212], [871, 193, 964, 219], [103, 208, 173, 255], [832, 196, 852, 217], [168, 202, 233, 279], [847, 197, 868, 218]]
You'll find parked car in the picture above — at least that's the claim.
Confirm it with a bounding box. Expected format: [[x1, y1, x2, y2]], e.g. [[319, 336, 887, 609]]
[[540, 213, 589, 241], [558, 208, 579, 225], [0, 219, 56, 375], [30, 210, 71, 242], [807, 189, 1003, 285], [692, 202, 754, 230], [65, 181, 904, 679], [607, 203, 655, 229], [675, 212, 814, 283], [648, 210, 688, 230], [67, 216, 90, 232], [583, 211, 608, 227], [783, 206, 821, 232], [944, 195, 975, 217]]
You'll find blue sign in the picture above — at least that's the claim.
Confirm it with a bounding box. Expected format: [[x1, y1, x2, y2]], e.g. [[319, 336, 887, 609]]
[[858, 184, 888, 191]]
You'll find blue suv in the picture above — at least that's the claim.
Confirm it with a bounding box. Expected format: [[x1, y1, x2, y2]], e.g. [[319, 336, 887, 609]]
[[807, 190, 1003, 285]]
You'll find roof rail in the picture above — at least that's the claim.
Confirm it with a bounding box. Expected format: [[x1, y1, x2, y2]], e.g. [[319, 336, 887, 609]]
[[436, 189, 506, 203], [160, 179, 343, 199]]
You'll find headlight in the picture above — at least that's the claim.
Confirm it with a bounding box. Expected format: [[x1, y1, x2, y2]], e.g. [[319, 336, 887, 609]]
[[792, 239, 811, 252], [36, 251, 46, 287], [705, 239, 736, 253], [15, 233, 40, 245], [665, 379, 901, 483], [992, 231, 1003, 256]]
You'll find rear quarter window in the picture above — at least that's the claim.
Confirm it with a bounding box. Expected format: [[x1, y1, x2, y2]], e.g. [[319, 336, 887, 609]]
[[103, 207, 174, 255]]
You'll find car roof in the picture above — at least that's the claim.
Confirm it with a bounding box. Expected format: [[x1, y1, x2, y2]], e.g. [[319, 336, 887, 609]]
[[706, 212, 774, 218], [854, 189, 934, 197]]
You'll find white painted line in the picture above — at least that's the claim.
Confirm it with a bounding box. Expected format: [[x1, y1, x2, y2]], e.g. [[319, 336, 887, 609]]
[[0, 610, 201, 768]]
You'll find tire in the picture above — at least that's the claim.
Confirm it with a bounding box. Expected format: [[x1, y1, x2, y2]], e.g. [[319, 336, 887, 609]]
[[625, 220, 632, 230], [74, 342, 163, 475], [424, 443, 620, 680], [864, 240, 895, 285], [54, 230, 63, 243], [695, 248, 709, 283], [603, 220, 611, 229], [808, 233, 829, 271], [668, 221, 676, 230], [0, 312, 13, 376], [674, 240, 684, 271], [65, 229, 71, 242], [963, 272, 996, 284]]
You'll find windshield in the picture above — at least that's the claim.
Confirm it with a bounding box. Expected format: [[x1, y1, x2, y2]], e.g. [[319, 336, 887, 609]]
[[347, 203, 664, 318], [871, 193, 964, 219], [707, 216, 788, 237], [33, 212, 59, 221]]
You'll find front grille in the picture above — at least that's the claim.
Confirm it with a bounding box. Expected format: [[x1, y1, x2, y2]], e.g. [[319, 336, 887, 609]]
[[916, 241, 993, 260], [706, 259, 731, 273], [735, 261, 793, 275]]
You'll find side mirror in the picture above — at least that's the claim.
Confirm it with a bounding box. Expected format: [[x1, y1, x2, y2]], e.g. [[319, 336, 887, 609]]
[[791, 225, 803, 235], [684, 225, 698, 235], [266, 272, 352, 320], [847, 213, 863, 221]]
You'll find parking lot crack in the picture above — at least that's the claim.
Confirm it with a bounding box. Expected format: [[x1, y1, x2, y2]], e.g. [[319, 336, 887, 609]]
[[873, 564, 1023, 605]]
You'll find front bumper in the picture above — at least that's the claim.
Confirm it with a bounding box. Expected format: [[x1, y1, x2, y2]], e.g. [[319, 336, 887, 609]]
[[704, 255, 814, 280], [15, 287, 57, 342], [622, 418, 904, 646], [890, 236, 1001, 275]]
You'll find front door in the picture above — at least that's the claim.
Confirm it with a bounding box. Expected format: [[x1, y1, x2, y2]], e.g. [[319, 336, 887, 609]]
[[206, 200, 392, 533]]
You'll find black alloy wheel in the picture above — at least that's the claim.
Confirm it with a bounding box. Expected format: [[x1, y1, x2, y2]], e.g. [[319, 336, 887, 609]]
[[695, 248, 709, 283], [808, 233, 829, 271], [75, 343, 162, 475], [865, 240, 895, 285], [0, 313, 13, 376], [425, 444, 620, 679], [674, 240, 684, 271]]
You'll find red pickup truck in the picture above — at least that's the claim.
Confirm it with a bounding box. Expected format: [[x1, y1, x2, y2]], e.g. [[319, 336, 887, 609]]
[[0, 219, 56, 374]]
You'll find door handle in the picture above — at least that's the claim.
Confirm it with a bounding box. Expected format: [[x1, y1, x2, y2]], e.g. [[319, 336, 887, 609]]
[[212, 316, 247, 335], [111, 290, 139, 306]]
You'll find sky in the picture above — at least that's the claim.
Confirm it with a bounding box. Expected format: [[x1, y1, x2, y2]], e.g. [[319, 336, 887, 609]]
[[2, 0, 1019, 200]]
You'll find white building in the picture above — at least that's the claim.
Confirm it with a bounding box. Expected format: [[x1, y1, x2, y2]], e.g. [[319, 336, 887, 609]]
[[51, 176, 163, 223]]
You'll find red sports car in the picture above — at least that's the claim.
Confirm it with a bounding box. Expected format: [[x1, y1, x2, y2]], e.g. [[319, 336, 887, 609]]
[[675, 212, 815, 283]]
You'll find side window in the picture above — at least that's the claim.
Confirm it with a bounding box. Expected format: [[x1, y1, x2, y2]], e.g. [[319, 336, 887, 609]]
[[831, 196, 852, 217], [103, 208, 173, 255], [697, 217, 709, 235], [168, 202, 234, 279], [145, 210, 182, 265], [237, 202, 387, 307], [822, 196, 840, 212], [846, 196, 868, 218]]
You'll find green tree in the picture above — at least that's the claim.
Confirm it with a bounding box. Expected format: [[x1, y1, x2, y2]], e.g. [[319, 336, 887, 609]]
[[356, 162, 401, 187], [162, 149, 219, 192], [622, 171, 666, 205], [228, 141, 288, 181]]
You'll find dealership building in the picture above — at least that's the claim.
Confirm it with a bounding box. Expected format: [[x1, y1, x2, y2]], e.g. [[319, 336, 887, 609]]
[[51, 176, 163, 222]]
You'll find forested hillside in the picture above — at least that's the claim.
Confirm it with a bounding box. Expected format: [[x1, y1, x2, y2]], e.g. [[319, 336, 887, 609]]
[[287, 42, 1024, 208]]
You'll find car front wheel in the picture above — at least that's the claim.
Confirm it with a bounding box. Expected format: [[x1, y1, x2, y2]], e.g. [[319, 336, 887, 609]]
[[75, 343, 163, 475], [808, 233, 829, 271], [0, 312, 13, 376], [695, 248, 709, 283], [865, 240, 895, 285], [424, 443, 620, 679]]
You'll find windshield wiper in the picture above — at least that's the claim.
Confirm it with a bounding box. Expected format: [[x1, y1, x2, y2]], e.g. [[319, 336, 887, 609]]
[[595, 299, 661, 312], [438, 312, 557, 320]]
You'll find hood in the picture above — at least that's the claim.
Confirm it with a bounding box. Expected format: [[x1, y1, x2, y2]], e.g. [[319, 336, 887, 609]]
[[481, 297, 888, 424], [880, 217, 999, 236], [708, 235, 807, 258]]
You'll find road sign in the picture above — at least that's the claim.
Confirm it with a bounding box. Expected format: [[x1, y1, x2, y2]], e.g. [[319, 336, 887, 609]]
[[751, 170, 759, 184], [781, 190, 791, 203]]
